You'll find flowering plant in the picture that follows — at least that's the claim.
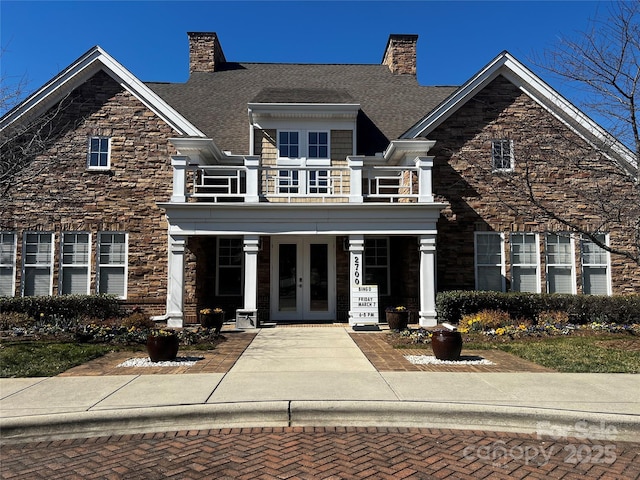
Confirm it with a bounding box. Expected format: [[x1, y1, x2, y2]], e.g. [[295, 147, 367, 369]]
[[200, 307, 223, 315], [148, 328, 177, 337], [385, 306, 407, 313]]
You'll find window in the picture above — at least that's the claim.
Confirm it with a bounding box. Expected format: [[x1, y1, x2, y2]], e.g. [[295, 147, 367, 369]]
[[98, 232, 127, 298], [581, 234, 610, 295], [308, 132, 328, 159], [492, 139, 514, 171], [546, 233, 575, 294], [0, 232, 16, 297], [217, 238, 243, 296], [278, 131, 299, 159], [88, 136, 110, 169], [510, 233, 539, 292], [475, 232, 505, 291], [23, 232, 54, 296], [364, 237, 389, 295], [61, 233, 91, 295]]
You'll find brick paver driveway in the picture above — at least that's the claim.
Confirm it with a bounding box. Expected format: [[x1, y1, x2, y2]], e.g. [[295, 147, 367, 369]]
[[3, 426, 639, 479]]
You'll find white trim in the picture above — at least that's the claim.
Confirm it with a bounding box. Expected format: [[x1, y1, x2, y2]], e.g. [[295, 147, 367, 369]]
[[545, 233, 577, 295], [22, 232, 55, 297], [0, 232, 17, 297], [580, 233, 612, 296], [510, 232, 541, 293], [1, 46, 205, 138], [87, 136, 111, 170], [403, 51, 636, 171], [474, 232, 506, 292], [97, 231, 128, 299], [60, 232, 92, 295]]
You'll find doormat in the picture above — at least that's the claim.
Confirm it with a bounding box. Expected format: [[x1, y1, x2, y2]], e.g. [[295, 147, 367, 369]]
[[404, 355, 495, 366], [117, 356, 205, 368]]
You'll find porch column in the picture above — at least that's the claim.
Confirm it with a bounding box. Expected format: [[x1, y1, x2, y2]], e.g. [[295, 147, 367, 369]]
[[171, 156, 189, 203], [166, 234, 186, 328], [243, 235, 260, 310], [415, 156, 434, 203], [418, 234, 438, 327], [348, 235, 365, 324]]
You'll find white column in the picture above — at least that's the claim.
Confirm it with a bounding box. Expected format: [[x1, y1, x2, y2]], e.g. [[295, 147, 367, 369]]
[[418, 234, 438, 327], [244, 156, 260, 203], [348, 156, 364, 203], [243, 235, 260, 310], [171, 156, 189, 203], [166, 234, 186, 328], [415, 156, 434, 203]]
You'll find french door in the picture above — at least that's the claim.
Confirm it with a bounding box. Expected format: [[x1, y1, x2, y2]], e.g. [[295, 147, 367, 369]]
[[270, 237, 335, 321]]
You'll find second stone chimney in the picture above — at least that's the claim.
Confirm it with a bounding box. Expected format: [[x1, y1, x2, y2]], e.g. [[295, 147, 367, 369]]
[[188, 32, 227, 74], [382, 34, 418, 75]]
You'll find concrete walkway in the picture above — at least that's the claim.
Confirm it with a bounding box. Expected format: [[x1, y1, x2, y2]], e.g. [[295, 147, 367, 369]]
[[1, 327, 639, 443]]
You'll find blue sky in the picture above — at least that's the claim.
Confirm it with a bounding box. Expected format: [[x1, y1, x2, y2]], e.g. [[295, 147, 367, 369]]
[[1, 1, 612, 109]]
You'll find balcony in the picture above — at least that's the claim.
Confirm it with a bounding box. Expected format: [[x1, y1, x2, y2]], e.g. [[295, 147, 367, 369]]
[[170, 155, 435, 204]]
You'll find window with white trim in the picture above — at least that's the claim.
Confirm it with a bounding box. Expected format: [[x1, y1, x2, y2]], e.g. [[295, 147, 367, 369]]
[[88, 136, 111, 169], [545, 233, 575, 294], [23, 232, 54, 296], [0, 232, 16, 297], [364, 237, 389, 295], [61, 233, 91, 295], [581, 234, 610, 295], [492, 139, 514, 171], [217, 237, 243, 296], [277, 130, 330, 194], [475, 232, 505, 291], [510, 233, 540, 292], [98, 232, 127, 298]]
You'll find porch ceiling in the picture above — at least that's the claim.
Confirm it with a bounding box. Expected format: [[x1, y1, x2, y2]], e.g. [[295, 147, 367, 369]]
[[158, 202, 447, 236]]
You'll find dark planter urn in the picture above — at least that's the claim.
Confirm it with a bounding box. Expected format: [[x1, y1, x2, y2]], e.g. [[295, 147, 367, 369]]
[[431, 329, 463, 361], [200, 311, 225, 336], [386, 311, 409, 330], [146, 334, 179, 362]]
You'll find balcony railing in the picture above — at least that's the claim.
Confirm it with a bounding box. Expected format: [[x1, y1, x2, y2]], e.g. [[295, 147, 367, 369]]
[[171, 155, 434, 204]]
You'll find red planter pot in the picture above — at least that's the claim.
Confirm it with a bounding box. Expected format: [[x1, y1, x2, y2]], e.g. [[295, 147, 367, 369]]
[[146, 334, 179, 362], [431, 329, 463, 361]]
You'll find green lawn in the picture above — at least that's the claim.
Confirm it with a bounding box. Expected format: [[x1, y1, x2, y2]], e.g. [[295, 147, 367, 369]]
[[465, 334, 640, 373], [0, 342, 124, 377]]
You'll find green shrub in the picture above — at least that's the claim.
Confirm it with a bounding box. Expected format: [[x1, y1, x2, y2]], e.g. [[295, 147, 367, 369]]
[[120, 312, 155, 330], [436, 291, 640, 325], [0, 295, 122, 321]]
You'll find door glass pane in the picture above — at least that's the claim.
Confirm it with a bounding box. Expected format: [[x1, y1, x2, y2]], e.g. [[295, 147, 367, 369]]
[[309, 244, 328, 311], [278, 243, 297, 312]]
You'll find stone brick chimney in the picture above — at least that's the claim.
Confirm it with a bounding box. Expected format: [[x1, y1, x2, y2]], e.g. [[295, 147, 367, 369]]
[[382, 34, 418, 75], [188, 32, 227, 74]]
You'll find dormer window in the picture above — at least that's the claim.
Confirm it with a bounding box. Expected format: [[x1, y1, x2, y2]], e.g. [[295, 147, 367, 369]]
[[278, 130, 329, 161]]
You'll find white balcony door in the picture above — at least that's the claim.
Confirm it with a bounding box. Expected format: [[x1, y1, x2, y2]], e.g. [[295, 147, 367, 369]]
[[270, 237, 335, 321]]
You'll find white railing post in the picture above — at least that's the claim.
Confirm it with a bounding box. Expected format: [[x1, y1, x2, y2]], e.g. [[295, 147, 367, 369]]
[[171, 156, 189, 203], [348, 156, 364, 203], [245, 156, 260, 202], [416, 156, 434, 203]]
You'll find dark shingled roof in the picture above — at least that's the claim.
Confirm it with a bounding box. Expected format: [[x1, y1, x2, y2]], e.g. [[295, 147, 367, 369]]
[[147, 62, 457, 156]]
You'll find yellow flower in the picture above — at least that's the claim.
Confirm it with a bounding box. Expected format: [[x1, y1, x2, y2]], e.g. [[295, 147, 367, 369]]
[[496, 327, 506, 336]]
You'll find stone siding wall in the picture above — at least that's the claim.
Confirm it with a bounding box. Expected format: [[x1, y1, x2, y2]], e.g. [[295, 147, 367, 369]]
[[430, 75, 640, 293], [1, 71, 177, 313]]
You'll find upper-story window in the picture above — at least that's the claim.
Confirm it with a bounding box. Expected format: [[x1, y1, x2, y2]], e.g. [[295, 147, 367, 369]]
[[278, 130, 329, 161], [492, 139, 514, 171], [88, 136, 111, 170]]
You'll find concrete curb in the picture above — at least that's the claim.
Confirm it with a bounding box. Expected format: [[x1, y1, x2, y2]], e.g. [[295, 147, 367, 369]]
[[2, 401, 639, 444]]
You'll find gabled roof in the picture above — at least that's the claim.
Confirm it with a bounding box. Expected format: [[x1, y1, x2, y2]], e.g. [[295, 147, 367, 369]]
[[403, 51, 636, 168], [0, 46, 205, 137]]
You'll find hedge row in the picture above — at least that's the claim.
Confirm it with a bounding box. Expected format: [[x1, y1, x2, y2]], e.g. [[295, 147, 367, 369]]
[[436, 291, 640, 325], [0, 295, 122, 321]]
